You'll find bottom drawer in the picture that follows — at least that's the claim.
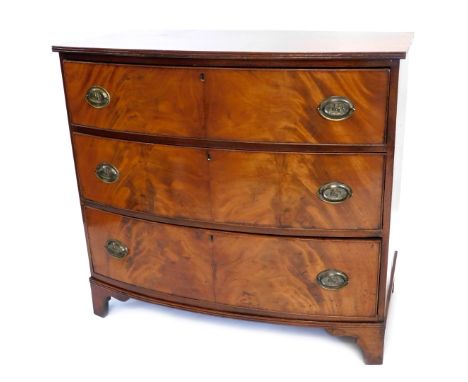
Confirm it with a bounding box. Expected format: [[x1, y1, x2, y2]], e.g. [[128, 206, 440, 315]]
[[85, 207, 381, 319]]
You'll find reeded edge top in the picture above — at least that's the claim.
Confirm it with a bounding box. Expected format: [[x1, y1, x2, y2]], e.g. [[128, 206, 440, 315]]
[[51, 46, 408, 60], [52, 30, 413, 60]]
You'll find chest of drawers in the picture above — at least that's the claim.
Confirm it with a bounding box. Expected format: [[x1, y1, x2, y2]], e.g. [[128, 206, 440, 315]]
[[53, 31, 412, 364]]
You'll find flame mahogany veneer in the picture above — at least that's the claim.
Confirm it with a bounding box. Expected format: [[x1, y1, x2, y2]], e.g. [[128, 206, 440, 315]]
[[53, 31, 412, 364]]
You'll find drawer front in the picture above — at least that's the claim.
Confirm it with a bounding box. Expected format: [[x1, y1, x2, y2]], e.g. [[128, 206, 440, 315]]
[[86, 207, 380, 318], [73, 133, 211, 221], [212, 231, 380, 318], [205, 68, 389, 144], [86, 207, 213, 301], [74, 133, 384, 230], [63, 61, 205, 137], [209, 150, 384, 230], [64, 62, 389, 144]]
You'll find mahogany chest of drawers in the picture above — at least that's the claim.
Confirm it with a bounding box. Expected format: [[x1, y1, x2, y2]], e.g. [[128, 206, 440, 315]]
[[53, 31, 412, 364]]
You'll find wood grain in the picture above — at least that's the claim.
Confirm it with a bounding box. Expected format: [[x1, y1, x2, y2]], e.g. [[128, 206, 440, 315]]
[[64, 62, 389, 144], [73, 133, 211, 222], [74, 133, 384, 230], [209, 150, 384, 230], [85, 206, 214, 301], [63, 61, 204, 137], [205, 68, 389, 144], [85, 207, 380, 318], [71, 124, 388, 153], [84, 200, 384, 238], [212, 233, 380, 318]]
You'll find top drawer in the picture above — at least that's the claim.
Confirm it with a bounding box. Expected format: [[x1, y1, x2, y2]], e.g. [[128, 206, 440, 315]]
[[63, 62, 389, 144]]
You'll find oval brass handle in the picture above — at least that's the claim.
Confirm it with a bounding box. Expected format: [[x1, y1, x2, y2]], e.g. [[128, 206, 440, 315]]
[[318, 96, 355, 121], [95, 162, 119, 183], [85, 86, 110, 108], [318, 181, 352, 203], [317, 269, 349, 290], [105, 240, 128, 259]]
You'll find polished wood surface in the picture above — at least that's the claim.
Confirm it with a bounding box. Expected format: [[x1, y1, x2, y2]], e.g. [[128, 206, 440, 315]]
[[209, 149, 384, 230], [63, 61, 204, 137], [71, 124, 388, 153], [90, 280, 129, 317], [74, 133, 384, 230], [205, 68, 389, 144], [86, 207, 213, 301], [52, 30, 413, 60], [85, 207, 380, 318], [212, 233, 380, 317], [59, 52, 399, 69], [85, 200, 384, 238], [64, 62, 389, 144], [73, 133, 211, 221]]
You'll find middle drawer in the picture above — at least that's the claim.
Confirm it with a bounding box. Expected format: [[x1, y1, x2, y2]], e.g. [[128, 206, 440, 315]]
[[73, 133, 384, 230]]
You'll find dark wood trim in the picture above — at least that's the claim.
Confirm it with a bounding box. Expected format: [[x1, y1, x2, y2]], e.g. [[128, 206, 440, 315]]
[[376, 60, 400, 319], [83, 200, 384, 239], [90, 279, 129, 317], [71, 125, 388, 153], [57, 52, 395, 69], [90, 276, 383, 323], [326, 324, 385, 364], [385, 251, 398, 320], [52, 46, 406, 60]]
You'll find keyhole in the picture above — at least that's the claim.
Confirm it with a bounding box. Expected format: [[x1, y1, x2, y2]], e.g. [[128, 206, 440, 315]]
[[200, 72, 205, 82]]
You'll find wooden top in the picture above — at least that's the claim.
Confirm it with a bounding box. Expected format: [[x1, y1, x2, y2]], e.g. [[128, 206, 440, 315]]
[[52, 30, 413, 60]]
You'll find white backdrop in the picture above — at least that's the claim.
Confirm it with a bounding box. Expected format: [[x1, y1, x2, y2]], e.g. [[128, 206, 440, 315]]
[[1, 0, 466, 380]]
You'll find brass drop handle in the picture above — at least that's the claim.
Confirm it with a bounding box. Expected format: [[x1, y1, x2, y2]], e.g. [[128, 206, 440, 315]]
[[105, 240, 128, 259], [85, 86, 110, 108], [317, 269, 349, 290], [95, 162, 119, 183], [318, 181, 352, 203], [318, 96, 355, 121]]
